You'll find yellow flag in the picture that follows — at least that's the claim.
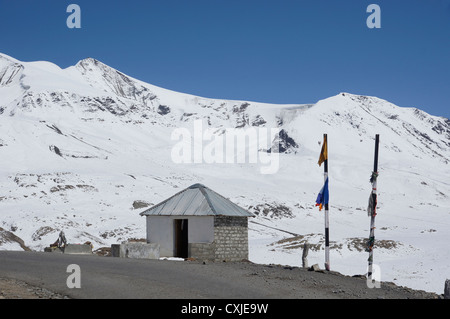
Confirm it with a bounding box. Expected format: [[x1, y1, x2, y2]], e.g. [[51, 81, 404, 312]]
[[318, 135, 328, 166]]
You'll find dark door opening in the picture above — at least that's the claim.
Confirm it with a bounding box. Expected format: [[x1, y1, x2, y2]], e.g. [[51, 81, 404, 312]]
[[174, 219, 188, 258]]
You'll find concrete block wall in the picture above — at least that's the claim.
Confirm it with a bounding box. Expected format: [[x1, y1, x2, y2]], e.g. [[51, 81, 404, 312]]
[[189, 242, 215, 261], [64, 244, 92, 254], [213, 216, 249, 262], [111, 242, 160, 259]]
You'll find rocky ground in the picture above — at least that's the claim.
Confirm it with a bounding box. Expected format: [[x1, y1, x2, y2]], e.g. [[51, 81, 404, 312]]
[[0, 277, 69, 299]]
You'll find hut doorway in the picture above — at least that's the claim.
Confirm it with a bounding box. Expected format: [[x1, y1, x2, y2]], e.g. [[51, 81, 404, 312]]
[[174, 219, 188, 258]]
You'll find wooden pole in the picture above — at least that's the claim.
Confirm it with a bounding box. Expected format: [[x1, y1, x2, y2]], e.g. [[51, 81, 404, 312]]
[[367, 134, 380, 279], [323, 134, 330, 271]]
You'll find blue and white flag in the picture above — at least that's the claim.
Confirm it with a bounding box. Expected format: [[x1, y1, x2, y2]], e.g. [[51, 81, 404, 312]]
[[315, 177, 329, 211]]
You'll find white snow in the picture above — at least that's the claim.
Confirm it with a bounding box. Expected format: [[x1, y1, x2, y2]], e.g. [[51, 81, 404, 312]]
[[0, 54, 449, 294]]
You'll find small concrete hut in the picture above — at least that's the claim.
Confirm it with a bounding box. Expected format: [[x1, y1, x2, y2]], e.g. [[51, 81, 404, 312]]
[[139, 183, 254, 261]]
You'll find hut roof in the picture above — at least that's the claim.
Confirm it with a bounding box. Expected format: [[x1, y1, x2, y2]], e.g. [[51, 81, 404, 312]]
[[139, 183, 254, 217]]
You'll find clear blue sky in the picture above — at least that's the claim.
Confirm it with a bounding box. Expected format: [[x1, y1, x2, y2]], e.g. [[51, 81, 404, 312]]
[[1, 0, 450, 118]]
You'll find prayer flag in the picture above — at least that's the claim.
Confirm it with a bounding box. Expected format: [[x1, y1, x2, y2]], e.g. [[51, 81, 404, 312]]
[[315, 177, 329, 211]]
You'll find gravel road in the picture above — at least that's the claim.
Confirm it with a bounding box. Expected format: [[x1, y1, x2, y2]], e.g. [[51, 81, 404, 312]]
[[0, 251, 441, 299]]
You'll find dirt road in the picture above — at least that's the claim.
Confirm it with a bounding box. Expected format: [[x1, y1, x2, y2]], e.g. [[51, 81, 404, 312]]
[[0, 251, 441, 299]]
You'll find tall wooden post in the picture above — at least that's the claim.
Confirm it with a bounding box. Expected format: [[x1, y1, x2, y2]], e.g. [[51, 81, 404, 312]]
[[317, 133, 330, 271], [367, 134, 379, 279], [323, 134, 330, 271]]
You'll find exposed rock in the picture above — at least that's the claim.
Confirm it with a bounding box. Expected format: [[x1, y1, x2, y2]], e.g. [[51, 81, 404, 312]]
[[0, 227, 31, 251], [266, 129, 299, 153]]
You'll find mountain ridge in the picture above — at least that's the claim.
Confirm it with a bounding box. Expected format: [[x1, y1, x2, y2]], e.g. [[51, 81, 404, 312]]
[[0, 53, 449, 294]]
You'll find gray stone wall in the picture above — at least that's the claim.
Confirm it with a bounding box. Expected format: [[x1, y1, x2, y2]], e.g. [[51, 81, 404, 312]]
[[189, 242, 215, 261], [180, 216, 249, 262], [213, 216, 249, 262]]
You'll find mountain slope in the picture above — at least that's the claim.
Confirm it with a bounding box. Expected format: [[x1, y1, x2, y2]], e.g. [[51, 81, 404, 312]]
[[0, 52, 449, 294]]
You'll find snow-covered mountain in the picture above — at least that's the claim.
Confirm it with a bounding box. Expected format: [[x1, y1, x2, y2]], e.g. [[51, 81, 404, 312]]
[[1, 52, 449, 294]]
